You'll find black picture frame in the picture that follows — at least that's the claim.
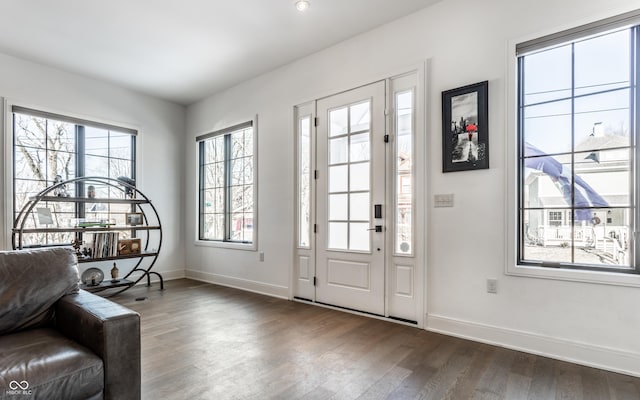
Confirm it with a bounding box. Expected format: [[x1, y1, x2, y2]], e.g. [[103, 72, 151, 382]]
[[442, 80, 489, 172]]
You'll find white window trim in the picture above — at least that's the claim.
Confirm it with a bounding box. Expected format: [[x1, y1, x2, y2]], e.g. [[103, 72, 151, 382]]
[[505, 34, 640, 288], [194, 115, 258, 251]]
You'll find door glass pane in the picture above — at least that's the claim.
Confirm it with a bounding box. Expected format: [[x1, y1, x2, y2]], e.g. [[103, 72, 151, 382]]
[[330, 137, 348, 164], [350, 101, 370, 132], [329, 222, 348, 249], [329, 107, 348, 137], [350, 193, 369, 221], [298, 116, 311, 247], [329, 165, 348, 192], [329, 194, 348, 220], [350, 133, 370, 162], [327, 97, 375, 253], [349, 223, 370, 251], [350, 162, 369, 191], [396, 89, 413, 254]]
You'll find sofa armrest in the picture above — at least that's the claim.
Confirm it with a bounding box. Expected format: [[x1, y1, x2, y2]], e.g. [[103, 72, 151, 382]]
[[54, 290, 140, 400]]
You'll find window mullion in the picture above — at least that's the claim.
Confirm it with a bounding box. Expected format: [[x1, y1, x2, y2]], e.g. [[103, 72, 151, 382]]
[[633, 26, 640, 270], [76, 126, 85, 245], [517, 56, 526, 264], [224, 134, 232, 241], [570, 43, 576, 264], [198, 142, 205, 240]]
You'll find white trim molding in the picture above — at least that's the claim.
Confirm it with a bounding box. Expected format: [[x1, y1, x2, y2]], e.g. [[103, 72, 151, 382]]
[[185, 269, 289, 299], [427, 314, 640, 378]]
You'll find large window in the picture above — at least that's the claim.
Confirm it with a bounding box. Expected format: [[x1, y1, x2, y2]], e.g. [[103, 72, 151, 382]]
[[12, 106, 136, 247], [197, 121, 255, 244], [517, 15, 639, 273]]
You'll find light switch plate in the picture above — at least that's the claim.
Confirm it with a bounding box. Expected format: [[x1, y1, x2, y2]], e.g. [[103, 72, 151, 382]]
[[434, 193, 454, 207]]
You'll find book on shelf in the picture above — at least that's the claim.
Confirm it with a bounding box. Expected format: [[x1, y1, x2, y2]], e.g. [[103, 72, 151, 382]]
[[91, 232, 120, 258]]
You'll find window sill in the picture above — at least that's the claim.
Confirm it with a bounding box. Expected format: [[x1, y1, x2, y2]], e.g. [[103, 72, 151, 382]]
[[506, 263, 640, 287], [195, 240, 257, 251]]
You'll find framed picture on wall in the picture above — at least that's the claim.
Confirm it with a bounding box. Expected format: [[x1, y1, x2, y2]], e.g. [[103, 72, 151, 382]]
[[442, 80, 489, 172]]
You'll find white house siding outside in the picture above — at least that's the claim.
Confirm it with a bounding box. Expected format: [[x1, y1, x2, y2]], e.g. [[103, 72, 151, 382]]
[[524, 134, 630, 267]]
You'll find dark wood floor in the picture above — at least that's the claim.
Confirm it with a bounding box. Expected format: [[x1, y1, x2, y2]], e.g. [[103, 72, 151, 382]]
[[112, 279, 640, 400]]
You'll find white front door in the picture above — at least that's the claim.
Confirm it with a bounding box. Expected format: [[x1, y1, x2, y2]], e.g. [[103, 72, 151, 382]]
[[315, 81, 386, 315]]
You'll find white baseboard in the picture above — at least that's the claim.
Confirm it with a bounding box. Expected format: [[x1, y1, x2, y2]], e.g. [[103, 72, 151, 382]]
[[427, 314, 640, 378], [185, 269, 289, 299]]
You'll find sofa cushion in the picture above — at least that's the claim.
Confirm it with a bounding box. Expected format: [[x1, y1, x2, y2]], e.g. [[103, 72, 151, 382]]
[[0, 328, 103, 400], [0, 247, 79, 335]]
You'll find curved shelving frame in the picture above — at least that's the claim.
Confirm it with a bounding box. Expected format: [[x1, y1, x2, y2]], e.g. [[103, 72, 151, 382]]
[[12, 176, 164, 296]]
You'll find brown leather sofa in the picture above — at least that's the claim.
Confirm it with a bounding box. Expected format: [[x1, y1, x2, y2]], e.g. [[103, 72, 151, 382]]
[[0, 247, 140, 400]]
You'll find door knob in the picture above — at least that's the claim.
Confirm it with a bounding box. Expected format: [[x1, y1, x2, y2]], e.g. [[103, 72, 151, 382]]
[[367, 225, 382, 232]]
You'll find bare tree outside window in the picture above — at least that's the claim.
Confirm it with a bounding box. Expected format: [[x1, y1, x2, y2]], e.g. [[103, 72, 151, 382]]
[[12, 110, 136, 247], [199, 124, 255, 244]]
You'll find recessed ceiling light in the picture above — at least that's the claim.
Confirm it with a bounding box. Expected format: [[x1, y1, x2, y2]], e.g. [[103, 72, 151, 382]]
[[295, 0, 310, 12]]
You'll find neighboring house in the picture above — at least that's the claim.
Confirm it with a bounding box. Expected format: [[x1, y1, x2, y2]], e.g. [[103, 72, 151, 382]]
[[524, 130, 629, 264]]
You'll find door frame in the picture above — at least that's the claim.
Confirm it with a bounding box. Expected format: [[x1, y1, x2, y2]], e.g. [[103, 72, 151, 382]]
[[291, 63, 427, 328]]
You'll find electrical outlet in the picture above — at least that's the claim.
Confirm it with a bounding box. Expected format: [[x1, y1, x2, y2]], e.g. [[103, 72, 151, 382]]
[[486, 278, 498, 294]]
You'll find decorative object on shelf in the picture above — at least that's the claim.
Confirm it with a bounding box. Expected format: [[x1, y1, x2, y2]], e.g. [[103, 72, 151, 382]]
[[117, 176, 136, 198], [36, 207, 53, 225], [126, 212, 143, 226], [87, 185, 96, 198], [110, 262, 119, 282], [12, 176, 164, 297], [118, 238, 141, 255], [71, 239, 83, 256], [77, 220, 114, 228], [82, 246, 92, 257], [81, 267, 104, 286], [52, 175, 70, 197], [442, 80, 489, 172]]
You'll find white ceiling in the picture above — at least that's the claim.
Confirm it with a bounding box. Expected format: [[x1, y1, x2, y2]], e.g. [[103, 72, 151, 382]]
[[0, 0, 439, 105]]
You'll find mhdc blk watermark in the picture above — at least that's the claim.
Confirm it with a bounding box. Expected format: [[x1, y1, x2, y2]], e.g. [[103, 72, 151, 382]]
[[6, 381, 32, 396]]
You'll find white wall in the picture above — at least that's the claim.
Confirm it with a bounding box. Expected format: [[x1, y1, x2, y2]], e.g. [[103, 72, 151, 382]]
[[186, 0, 640, 376], [0, 52, 186, 280]]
